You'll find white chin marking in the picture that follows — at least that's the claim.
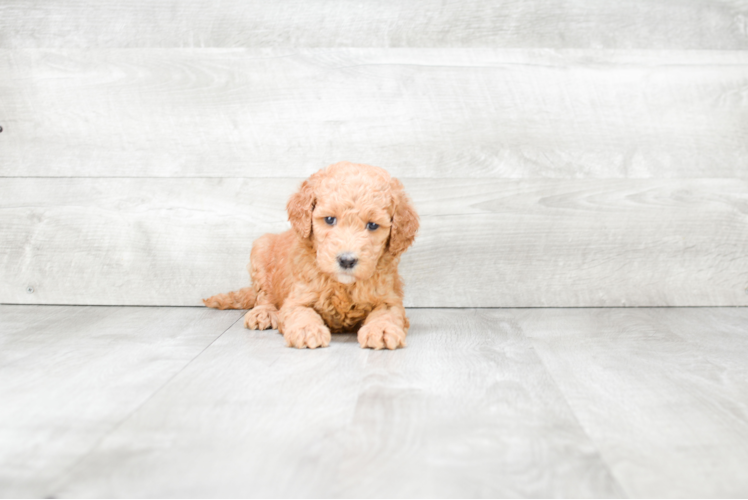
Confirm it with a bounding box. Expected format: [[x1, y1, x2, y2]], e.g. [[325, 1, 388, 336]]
[[337, 274, 356, 284]]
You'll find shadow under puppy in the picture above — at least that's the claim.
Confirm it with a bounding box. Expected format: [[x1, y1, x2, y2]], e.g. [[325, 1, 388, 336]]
[[204, 162, 419, 350]]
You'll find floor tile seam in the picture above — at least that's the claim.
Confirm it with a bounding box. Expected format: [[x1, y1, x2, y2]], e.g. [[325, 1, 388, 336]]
[[523, 328, 632, 498], [46, 311, 245, 497]]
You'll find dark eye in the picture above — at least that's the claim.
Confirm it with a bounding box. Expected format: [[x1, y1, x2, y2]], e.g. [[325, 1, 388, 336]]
[[366, 222, 379, 231], [324, 216, 336, 225]]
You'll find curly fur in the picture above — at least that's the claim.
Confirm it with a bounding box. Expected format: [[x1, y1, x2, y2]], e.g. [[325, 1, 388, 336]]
[[203, 162, 419, 350]]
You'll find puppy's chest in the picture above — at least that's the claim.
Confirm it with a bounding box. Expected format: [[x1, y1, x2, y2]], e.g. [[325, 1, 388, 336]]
[[315, 287, 375, 333]]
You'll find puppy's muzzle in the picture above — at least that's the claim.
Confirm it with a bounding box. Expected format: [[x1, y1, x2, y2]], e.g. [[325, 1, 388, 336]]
[[337, 252, 358, 270]]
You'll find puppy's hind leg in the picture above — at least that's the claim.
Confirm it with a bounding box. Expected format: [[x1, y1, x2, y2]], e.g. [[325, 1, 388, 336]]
[[244, 303, 279, 330], [242, 233, 281, 330]]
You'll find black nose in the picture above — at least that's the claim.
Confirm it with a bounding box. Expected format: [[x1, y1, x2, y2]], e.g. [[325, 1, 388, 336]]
[[337, 253, 358, 270]]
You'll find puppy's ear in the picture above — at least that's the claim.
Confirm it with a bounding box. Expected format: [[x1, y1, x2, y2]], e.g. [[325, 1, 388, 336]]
[[388, 178, 419, 256], [287, 179, 315, 239]]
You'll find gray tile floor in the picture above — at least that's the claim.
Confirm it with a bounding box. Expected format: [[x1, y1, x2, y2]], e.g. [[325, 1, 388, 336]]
[[1, 306, 747, 498]]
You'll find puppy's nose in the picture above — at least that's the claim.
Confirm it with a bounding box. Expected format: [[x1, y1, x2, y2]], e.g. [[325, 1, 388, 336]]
[[337, 253, 358, 270]]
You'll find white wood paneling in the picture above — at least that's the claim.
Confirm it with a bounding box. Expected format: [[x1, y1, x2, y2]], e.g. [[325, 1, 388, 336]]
[[521, 307, 748, 497], [0, 305, 242, 498], [1, 49, 747, 178], [1, 0, 747, 49], [1, 177, 746, 307], [54, 309, 624, 498]]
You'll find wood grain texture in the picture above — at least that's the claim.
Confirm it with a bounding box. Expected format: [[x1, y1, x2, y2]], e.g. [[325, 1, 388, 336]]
[[329, 309, 623, 498], [0, 305, 243, 498], [1, 177, 746, 307], [520, 307, 748, 498], [2, 49, 748, 178], [56, 318, 371, 498], [54, 308, 624, 498], [1, 0, 747, 49]]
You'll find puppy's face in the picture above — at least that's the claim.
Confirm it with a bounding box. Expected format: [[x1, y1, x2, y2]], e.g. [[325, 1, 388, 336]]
[[312, 190, 393, 284], [287, 162, 419, 285]]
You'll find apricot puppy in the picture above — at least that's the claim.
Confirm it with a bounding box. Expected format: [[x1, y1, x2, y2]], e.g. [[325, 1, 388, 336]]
[[203, 162, 419, 350]]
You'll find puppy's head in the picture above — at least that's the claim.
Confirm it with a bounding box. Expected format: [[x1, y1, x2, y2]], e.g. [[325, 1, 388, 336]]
[[287, 162, 419, 284]]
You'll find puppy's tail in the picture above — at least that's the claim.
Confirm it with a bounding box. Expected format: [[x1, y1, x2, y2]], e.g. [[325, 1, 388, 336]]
[[203, 287, 257, 310]]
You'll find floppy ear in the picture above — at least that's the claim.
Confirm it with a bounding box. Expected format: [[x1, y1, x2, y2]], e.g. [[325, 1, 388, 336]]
[[388, 178, 419, 256], [287, 179, 315, 239]]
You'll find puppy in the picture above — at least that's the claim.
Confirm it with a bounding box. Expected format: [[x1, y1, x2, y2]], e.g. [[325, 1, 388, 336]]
[[203, 162, 419, 350]]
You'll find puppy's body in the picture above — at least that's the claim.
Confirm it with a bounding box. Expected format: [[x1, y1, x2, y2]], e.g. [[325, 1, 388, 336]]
[[204, 162, 418, 350]]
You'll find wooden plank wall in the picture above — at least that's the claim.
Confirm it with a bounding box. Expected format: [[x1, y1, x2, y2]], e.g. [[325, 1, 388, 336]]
[[2, 1, 747, 49], [1, 1, 747, 307]]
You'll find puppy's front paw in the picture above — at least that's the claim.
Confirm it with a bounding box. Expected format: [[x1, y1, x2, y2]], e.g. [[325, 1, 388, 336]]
[[244, 306, 278, 330], [283, 323, 331, 349], [358, 320, 406, 350]]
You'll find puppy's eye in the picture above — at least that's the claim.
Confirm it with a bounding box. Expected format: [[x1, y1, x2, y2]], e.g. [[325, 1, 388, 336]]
[[366, 222, 379, 231], [324, 216, 337, 226]]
